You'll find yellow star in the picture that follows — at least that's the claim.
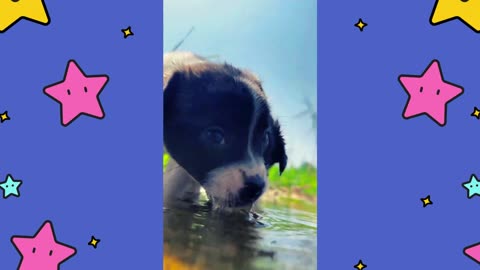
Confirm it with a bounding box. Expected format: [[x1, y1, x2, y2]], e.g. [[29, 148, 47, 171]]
[[0, 111, 10, 123], [354, 19, 367, 32], [0, 0, 50, 33], [421, 195, 433, 207], [354, 259, 367, 270], [430, 0, 480, 32], [88, 236, 100, 249], [122, 26, 134, 39], [472, 107, 480, 119]]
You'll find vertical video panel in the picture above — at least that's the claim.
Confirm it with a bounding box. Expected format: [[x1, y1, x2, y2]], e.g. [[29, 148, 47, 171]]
[[163, 1, 317, 269]]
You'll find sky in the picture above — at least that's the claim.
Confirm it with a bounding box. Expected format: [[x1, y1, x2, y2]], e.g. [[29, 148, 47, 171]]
[[164, 0, 317, 167]]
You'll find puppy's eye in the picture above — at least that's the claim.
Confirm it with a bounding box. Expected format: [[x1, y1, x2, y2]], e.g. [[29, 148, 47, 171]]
[[204, 128, 225, 145]]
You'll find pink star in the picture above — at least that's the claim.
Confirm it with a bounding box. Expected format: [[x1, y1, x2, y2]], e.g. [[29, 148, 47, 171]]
[[11, 220, 76, 270], [398, 60, 463, 126], [465, 242, 480, 264], [44, 60, 109, 126]]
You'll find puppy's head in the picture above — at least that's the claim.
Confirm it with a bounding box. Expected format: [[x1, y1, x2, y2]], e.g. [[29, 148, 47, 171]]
[[164, 62, 287, 208]]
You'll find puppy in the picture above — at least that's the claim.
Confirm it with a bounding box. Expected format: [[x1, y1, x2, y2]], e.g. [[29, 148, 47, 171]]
[[163, 51, 287, 210]]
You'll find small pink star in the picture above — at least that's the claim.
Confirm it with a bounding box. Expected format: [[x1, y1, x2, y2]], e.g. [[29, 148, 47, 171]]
[[11, 220, 76, 270], [398, 60, 463, 126], [44, 60, 109, 126]]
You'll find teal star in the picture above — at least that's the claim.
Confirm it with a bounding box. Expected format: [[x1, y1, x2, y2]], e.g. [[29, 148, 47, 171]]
[[0, 174, 22, 198], [463, 174, 480, 199]]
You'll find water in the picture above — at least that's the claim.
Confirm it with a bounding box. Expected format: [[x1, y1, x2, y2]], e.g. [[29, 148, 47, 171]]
[[164, 198, 317, 270]]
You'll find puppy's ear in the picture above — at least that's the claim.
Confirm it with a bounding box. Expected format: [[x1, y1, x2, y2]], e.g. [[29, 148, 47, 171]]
[[163, 71, 184, 122], [271, 120, 288, 175]]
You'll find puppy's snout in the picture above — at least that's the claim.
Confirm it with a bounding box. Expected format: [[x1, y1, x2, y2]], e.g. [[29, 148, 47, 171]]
[[239, 175, 265, 203]]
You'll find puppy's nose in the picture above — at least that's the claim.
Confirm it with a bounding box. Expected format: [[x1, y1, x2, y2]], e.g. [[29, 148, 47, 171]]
[[239, 175, 265, 203]]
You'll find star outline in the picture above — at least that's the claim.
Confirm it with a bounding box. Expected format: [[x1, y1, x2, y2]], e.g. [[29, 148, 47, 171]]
[[0, 0, 51, 34], [420, 195, 433, 207], [88, 235, 101, 249], [122, 26, 134, 38], [462, 174, 480, 198], [43, 59, 110, 127], [10, 220, 77, 270], [430, 0, 480, 33], [0, 174, 23, 198], [398, 59, 464, 127], [464, 242, 480, 264]]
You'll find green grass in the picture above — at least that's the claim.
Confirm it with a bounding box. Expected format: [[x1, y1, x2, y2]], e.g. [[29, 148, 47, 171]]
[[268, 162, 317, 197], [163, 153, 317, 197]]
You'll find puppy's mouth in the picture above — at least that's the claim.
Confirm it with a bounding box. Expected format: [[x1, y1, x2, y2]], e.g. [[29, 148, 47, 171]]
[[202, 186, 265, 211], [208, 195, 255, 211]]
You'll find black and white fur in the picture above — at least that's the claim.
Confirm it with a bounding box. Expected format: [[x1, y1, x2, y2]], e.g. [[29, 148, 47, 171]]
[[163, 52, 287, 210]]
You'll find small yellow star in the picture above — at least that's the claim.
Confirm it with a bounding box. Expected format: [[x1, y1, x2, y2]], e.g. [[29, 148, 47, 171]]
[[122, 26, 134, 39], [421, 195, 433, 207], [355, 19, 367, 32], [88, 236, 100, 249], [0, 111, 10, 123], [472, 107, 480, 119], [354, 259, 367, 270]]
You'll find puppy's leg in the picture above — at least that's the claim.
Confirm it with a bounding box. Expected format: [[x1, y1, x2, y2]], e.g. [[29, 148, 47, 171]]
[[163, 158, 201, 206]]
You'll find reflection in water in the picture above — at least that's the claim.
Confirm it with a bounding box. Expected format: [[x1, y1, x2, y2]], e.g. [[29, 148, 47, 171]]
[[164, 200, 317, 270]]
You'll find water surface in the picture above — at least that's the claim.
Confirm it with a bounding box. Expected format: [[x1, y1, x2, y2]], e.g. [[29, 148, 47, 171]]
[[164, 198, 317, 270]]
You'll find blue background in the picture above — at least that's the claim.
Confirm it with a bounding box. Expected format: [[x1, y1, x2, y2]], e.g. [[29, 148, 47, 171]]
[[6, 0, 480, 269], [318, 0, 480, 269], [0, 0, 163, 269]]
